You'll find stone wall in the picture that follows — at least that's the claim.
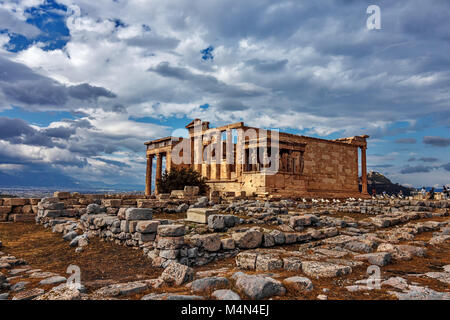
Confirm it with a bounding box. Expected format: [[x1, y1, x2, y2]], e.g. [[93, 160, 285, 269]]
[[0, 198, 40, 222], [297, 136, 359, 194], [0, 192, 163, 222], [206, 136, 360, 199]]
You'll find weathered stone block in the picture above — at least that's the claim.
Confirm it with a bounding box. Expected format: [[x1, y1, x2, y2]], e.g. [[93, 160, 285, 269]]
[[120, 220, 130, 232], [170, 190, 185, 198], [233, 272, 285, 299], [159, 249, 180, 260], [21, 205, 33, 214], [53, 192, 70, 199], [86, 204, 103, 214], [255, 254, 283, 271], [221, 238, 235, 250], [160, 261, 194, 286], [137, 200, 155, 208], [0, 206, 12, 215], [29, 199, 40, 205], [289, 214, 318, 228], [191, 277, 229, 293], [207, 214, 238, 230], [136, 220, 160, 233], [284, 233, 298, 244], [282, 257, 302, 271], [13, 214, 35, 222], [270, 230, 285, 245], [302, 261, 352, 278], [184, 186, 200, 196], [190, 234, 221, 252], [262, 234, 275, 247], [186, 208, 218, 224], [157, 224, 185, 237], [43, 210, 63, 218], [232, 230, 263, 249], [102, 199, 122, 208], [128, 221, 138, 233], [283, 276, 313, 291], [4, 198, 28, 206], [137, 233, 156, 243], [354, 252, 392, 266], [117, 208, 127, 220], [235, 252, 258, 270], [157, 236, 185, 249], [125, 208, 153, 221]]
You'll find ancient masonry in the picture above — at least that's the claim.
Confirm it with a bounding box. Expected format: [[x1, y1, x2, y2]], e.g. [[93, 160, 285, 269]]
[[1, 192, 449, 300], [144, 119, 370, 198]]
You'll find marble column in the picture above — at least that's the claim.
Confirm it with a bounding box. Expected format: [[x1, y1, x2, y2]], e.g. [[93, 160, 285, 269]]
[[361, 146, 368, 194], [166, 151, 172, 172], [235, 130, 243, 177], [155, 153, 163, 195], [145, 155, 153, 196]]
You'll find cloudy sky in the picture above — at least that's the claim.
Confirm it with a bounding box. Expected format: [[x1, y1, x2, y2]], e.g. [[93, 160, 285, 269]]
[[0, 0, 449, 189]]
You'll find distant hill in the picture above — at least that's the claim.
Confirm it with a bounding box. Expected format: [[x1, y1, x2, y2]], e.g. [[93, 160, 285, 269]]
[[0, 170, 80, 188], [362, 171, 415, 196], [0, 170, 144, 191]]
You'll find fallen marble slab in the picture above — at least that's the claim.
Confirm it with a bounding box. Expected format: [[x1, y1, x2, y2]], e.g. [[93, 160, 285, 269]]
[[212, 289, 241, 300], [39, 275, 67, 285], [423, 272, 450, 284], [12, 288, 45, 300], [389, 285, 450, 300], [283, 276, 313, 291], [141, 293, 204, 300], [301, 261, 352, 278], [232, 272, 286, 299], [94, 281, 148, 297]]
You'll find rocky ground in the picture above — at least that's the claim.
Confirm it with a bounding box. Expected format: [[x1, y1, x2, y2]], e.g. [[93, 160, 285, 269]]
[[0, 198, 449, 300]]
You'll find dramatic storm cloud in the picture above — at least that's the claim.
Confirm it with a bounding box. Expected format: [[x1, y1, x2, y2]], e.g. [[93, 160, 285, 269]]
[[0, 56, 116, 109], [0, 0, 449, 188]]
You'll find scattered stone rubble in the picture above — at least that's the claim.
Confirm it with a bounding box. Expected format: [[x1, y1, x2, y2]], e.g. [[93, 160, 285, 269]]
[[1, 192, 449, 300]]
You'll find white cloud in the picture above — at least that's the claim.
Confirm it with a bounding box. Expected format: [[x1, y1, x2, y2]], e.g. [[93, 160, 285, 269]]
[[1, 0, 449, 187]]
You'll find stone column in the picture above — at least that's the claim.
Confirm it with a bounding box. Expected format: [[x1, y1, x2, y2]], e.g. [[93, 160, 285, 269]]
[[251, 148, 258, 172], [361, 146, 368, 194], [281, 151, 288, 172], [155, 153, 163, 195], [300, 151, 305, 174], [288, 150, 293, 173], [214, 132, 222, 180], [194, 141, 202, 173], [206, 163, 211, 180], [225, 129, 233, 180], [166, 151, 172, 172], [145, 155, 153, 196], [190, 137, 195, 170]]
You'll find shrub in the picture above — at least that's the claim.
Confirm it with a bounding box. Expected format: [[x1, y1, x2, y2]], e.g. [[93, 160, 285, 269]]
[[156, 167, 208, 195]]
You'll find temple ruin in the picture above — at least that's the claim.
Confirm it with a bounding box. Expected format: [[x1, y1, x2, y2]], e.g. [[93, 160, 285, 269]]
[[144, 119, 369, 198]]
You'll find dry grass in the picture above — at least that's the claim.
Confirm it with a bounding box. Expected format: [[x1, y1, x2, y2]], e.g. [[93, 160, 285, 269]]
[[0, 222, 162, 293]]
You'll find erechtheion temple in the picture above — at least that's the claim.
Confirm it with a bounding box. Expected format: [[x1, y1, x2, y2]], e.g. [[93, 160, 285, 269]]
[[144, 119, 369, 198]]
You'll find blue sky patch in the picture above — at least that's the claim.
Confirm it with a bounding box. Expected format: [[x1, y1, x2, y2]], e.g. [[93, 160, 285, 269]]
[[4, 0, 69, 52], [200, 46, 214, 61], [0, 106, 75, 127]]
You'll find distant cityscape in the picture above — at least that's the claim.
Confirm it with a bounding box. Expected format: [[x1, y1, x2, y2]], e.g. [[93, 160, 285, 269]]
[[0, 187, 145, 198]]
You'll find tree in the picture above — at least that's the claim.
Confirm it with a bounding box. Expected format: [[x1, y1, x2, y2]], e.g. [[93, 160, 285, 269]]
[[156, 167, 208, 194]]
